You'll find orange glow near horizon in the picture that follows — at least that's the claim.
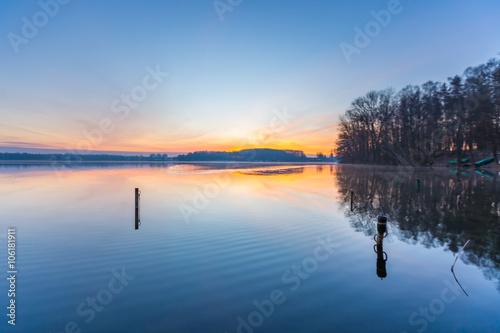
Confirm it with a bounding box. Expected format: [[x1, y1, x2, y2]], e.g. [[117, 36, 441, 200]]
[[0, 121, 339, 155], [0, 141, 336, 156], [1, 106, 339, 155]]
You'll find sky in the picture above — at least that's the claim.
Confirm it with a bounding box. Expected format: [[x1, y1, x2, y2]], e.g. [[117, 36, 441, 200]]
[[1, 0, 499, 156]]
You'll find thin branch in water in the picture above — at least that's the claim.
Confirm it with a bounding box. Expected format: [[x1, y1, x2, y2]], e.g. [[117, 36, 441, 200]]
[[451, 239, 470, 272]]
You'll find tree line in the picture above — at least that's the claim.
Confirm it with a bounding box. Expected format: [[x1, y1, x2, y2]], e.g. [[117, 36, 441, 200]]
[[176, 148, 309, 162], [335, 57, 500, 165], [0, 152, 168, 161]]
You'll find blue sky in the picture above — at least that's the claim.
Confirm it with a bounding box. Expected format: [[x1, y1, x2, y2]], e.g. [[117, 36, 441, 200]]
[[1, 0, 499, 154]]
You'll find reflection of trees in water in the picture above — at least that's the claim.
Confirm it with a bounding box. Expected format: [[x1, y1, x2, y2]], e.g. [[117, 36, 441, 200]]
[[335, 165, 500, 291]]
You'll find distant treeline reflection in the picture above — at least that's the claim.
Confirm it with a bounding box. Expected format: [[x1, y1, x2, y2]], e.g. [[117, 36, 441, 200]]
[[237, 167, 304, 176], [335, 165, 500, 291]]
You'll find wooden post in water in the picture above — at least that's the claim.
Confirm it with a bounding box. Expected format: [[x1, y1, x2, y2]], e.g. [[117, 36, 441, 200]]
[[135, 188, 140, 230], [416, 178, 421, 193]]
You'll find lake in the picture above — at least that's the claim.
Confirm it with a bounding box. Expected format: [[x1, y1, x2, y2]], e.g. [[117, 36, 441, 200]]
[[0, 163, 498, 333]]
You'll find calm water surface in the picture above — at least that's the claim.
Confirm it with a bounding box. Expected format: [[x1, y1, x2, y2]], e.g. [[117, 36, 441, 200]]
[[0, 163, 498, 333]]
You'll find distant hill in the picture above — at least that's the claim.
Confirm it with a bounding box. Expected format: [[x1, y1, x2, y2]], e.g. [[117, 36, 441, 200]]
[[176, 148, 309, 162]]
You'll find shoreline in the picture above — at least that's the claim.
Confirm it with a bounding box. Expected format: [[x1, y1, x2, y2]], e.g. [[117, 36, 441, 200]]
[[0, 160, 338, 165]]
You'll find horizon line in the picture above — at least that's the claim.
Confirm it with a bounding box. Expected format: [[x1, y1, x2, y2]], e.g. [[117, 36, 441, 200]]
[[0, 146, 325, 157]]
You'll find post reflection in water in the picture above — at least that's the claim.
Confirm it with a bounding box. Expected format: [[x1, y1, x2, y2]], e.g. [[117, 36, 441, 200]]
[[374, 216, 388, 279], [336, 165, 500, 291], [135, 187, 141, 230]]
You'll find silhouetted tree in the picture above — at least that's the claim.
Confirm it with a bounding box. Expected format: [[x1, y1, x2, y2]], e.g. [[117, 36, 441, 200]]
[[336, 57, 500, 165]]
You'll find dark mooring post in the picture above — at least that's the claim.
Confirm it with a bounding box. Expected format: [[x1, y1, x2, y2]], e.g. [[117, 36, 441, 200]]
[[416, 178, 421, 193], [135, 188, 141, 230], [374, 216, 388, 279]]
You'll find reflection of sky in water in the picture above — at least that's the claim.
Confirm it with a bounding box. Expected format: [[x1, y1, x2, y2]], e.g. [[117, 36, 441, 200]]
[[0, 164, 498, 333]]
